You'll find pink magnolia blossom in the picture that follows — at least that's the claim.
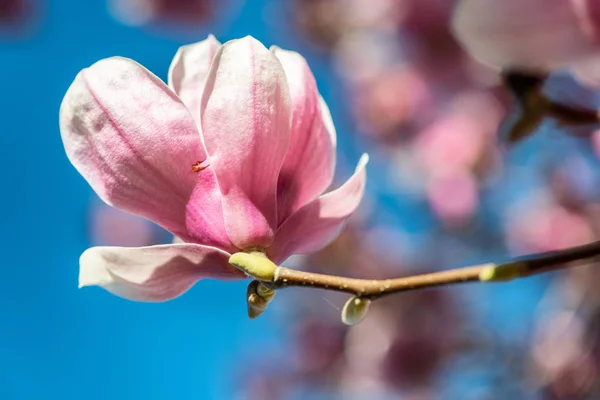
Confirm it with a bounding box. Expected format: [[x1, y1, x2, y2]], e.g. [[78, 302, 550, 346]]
[[59, 35, 368, 302], [452, 0, 600, 86]]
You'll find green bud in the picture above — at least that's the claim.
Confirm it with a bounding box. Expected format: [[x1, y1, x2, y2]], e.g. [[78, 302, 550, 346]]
[[479, 262, 526, 282], [246, 280, 276, 319], [341, 296, 371, 326], [229, 252, 277, 281]]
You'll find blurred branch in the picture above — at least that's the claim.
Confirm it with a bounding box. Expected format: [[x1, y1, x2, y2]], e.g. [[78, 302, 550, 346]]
[[549, 101, 600, 126], [501, 70, 600, 143]]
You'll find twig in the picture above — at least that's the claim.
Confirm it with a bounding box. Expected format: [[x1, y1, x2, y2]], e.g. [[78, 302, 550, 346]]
[[549, 101, 600, 126], [229, 241, 600, 324], [500, 70, 600, 143], [266, 240, 600, 300]]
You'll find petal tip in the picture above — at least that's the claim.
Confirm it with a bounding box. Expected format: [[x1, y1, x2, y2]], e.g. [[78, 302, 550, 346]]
[[202, 34, 221, 50], [78, 247, 114, 289], [357, 153, 369, 171], [225, 35, 265, 52]]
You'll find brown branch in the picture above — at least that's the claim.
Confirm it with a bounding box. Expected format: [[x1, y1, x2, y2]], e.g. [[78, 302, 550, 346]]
[[267, 240, 600, 300], [271, 264, 485, 299], [548, 101, 600, 126], [500, 70, 600, 143]]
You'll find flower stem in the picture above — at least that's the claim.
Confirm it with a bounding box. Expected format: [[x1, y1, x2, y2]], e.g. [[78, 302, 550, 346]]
[[268, 240, 600, 300]]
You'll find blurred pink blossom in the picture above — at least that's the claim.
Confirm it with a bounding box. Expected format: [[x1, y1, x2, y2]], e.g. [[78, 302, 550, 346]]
[[591, 129, 600, 157], [292, 317, 346, 380], [400, 0, 455, 34], [344, 290, 459, 391], [0, 0, 27, 22], [291, 0, 403, 52], [414, 91, 502, 175], [88, 200, 158, 247], [427, 170, 478, 226], [531, 311, 597, 398], [0, 0, 42, 36], [352, 67, 432, 139], [452, 0, 600, 86], [59, 35, 368, 301], [109, 0, 216, 26], [505, 195, 593, 255]]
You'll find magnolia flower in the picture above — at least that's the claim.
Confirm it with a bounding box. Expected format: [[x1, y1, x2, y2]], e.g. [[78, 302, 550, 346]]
[[452, 0, 600, 86], [59, 35, 368, 302]]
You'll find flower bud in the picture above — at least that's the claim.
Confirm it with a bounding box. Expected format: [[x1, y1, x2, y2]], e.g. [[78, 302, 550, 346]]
[[246, 280, 276, 319], [229, 252, 277, 281], [478, 262, 526, 282], [341, 296, 371, 326]]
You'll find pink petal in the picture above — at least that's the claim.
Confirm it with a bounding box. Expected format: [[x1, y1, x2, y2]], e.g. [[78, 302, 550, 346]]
[[185, 170, 236, 251], [272, 46, 337, 224], [573, 0, 600, 42], [168, 34, 221, 126], [452, 0, 598, 71], [79, 244, 244, 302], [571, 56, 600, 87], [268, 154, 368, 264], [319, 95, 337, 148], [200, 36, 292, 249], [59, 57, 232, 250]]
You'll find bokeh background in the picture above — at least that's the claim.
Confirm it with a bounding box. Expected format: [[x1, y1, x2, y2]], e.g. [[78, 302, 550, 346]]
[[3, 0, 600, 399]]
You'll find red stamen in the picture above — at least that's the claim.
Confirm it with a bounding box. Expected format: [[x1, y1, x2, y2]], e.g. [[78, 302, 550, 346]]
[[191, 159, 210, 173]]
